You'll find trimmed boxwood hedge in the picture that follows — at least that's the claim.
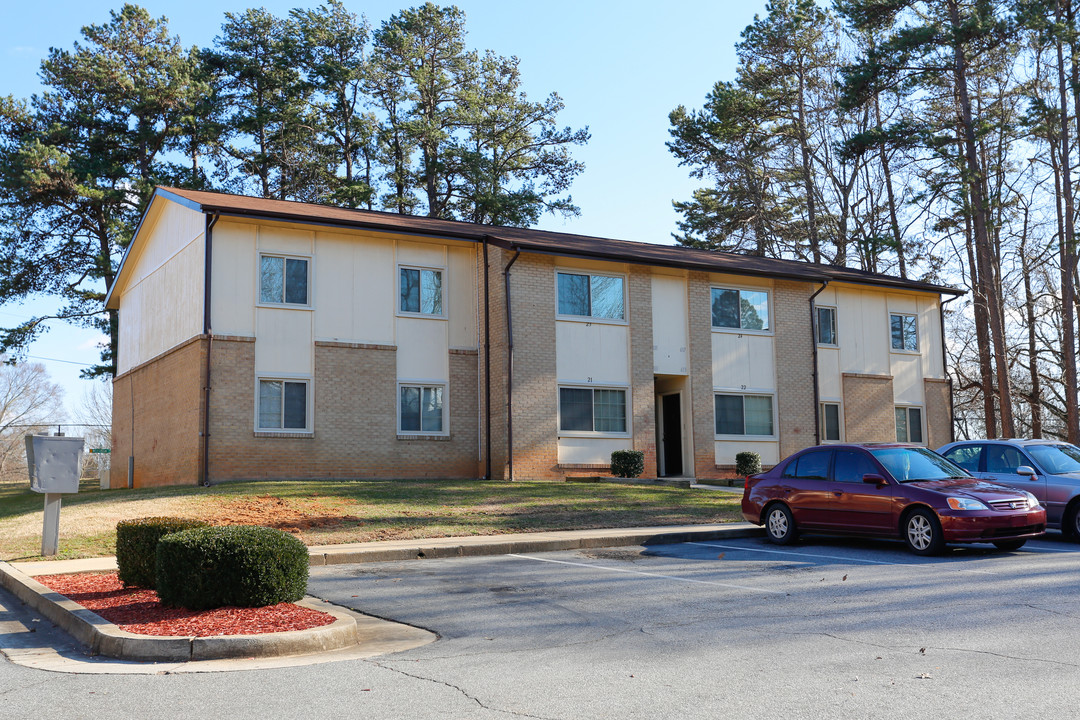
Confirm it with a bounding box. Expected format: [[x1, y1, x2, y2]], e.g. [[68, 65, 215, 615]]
[[611, 450, 645, 478], [155, 525, 309, 610], [116, 517, 209, 589]]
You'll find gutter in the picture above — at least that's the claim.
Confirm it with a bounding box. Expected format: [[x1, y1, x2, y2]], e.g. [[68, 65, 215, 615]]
[[809, 281, 830, 445], [482, 238, 492, 481], [201, 213, 220, 487], [940, 294, 960, 444], [503, 247, 521, 481]]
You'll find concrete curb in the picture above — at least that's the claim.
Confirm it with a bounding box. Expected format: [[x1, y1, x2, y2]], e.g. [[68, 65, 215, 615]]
[[0, 561, 360, 663]]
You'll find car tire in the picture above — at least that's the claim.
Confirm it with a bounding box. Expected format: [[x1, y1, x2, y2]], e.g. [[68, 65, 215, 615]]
[[992, 539, 1026, 552], [1063, 503, 1080, 543], [764, 503, 798, 545], [903, 508, 945, 556]]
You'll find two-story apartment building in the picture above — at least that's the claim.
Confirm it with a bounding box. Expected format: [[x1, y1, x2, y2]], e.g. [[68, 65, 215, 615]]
[[105, 187, 961, 487]]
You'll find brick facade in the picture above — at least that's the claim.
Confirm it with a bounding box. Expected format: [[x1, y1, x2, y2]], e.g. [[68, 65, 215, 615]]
[[775, 280, 818, 458], [628, 267, 657, 476], [924, 378, 953, 449], [687, 272, 718, 480], [842, 373, 897, 442], [111, 336, 205, 488]]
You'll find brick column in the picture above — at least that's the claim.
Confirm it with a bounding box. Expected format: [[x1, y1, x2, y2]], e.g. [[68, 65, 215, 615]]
[[774, 280, 817, 458], [687, 271, 716, 479], [842, 373, 896, 442], [924, 378, 952, 447], [628, 267, 657, 475]]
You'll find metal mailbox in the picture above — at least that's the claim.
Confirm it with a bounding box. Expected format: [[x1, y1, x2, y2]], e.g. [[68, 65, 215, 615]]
[[25, 435, 85, 494]]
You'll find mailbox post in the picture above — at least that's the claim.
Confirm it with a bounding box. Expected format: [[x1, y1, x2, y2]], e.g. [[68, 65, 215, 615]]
[[25, 435, 84, 556]]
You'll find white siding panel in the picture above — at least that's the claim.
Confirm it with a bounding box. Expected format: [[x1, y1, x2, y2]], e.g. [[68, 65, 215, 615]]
[[891, 353, 923, 404], [651, 275, 688, 374], [555, 322, 629, 383], [255, 308, 312, 375], [127, 201, 204, 288], [396, 316, 448, 382], [747, 335, 775, 389], [259, 225, 313, 254], [212, 222, 256, 337], [447, 246, 477, 349], [397, 240, 445, 267], [919, 296, 944, 378], [818, 346, 841, 399], [310, 231, 396, 344], [558, 437, 632, 465], [712, 333, 775, 390], [837, 289, 889, 375], [716, 440, 779, 467]]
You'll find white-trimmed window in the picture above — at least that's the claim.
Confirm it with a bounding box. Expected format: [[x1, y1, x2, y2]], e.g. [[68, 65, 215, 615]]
[[556, 272, 625, 320], [714, 393, 774, 436], [820, 402, 842, 441], [895, 406, 924, 444], [258, 378, 309, 430], [712, 287, 770, 331], [816, 306, 837, 345], [399, 266, 444, 316], [399, 384, 445, 433], [559, 386, 628, 433], [890, 312, 918, 351], [260, 255, 310, 305]]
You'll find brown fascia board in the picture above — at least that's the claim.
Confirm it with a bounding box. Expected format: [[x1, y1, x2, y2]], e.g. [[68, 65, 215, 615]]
[[143, 186, 964, 298]]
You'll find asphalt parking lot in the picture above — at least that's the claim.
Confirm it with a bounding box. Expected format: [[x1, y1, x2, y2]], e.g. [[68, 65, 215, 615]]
[[4, 533, 1080, 719]]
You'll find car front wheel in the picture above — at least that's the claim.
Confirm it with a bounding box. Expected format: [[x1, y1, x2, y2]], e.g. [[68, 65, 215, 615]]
[[903, 508, 945, 556], [765, 503, 798, 545], [1063, 503, 1080, 543]]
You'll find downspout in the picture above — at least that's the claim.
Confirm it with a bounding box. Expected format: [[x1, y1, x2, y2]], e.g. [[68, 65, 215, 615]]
[[940, 295, 960, 444], [201, 213, 220, 487], [482, 238, 492, 481], [503, 247, 521, 481], [809, 280, 830, 446]]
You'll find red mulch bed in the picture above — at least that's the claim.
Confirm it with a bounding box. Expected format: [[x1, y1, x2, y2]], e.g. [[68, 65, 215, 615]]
[[34, 572, 336, 637]]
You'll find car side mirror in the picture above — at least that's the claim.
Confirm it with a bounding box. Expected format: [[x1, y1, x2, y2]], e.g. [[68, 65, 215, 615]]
[[862, 473, 887, 485], [1017, 466, 1037, 478]]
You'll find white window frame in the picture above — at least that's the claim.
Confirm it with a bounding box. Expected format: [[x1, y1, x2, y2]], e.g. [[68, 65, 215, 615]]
[[554, 269, 628, 324], [889, 312, 919, 353], [397, 381, 449, 436], [895, 405, 925, 444], [816, 305, 838, 346], [257, 253, 312, 308], [254, 376, 312, 433], [710, 285, 772, 335], [713, 390, 777, 439], [397, 265, 447, 319], [557, 384, 631, 437], [820, 401, 843, 442]]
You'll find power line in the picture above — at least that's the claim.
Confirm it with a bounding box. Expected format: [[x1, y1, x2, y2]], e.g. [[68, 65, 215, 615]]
[[23, 354, 96, 367]]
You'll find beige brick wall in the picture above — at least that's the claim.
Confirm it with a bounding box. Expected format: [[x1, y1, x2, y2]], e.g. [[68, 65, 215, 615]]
[[205, 338, 480, 481], [843, 373, 896, 442], [111, 336, 205, 488], [924, 378, 953, 448], [687, 272, 717, 479], [480, 245, 509, 478], [775, 280, 818, 458], [629, 267, 657, 475]]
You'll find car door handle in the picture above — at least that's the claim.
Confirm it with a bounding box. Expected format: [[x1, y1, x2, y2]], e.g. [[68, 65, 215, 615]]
[[833, 491, 844, 497]]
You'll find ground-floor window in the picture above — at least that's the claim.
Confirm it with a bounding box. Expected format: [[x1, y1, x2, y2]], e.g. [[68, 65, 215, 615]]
[[820, 402, 842, 441], [258, 378, 309, 430], [399, 384, 445, 433], [714, 393, 774, 437], [559, 386, 628, 433], [895, 406, 923, 443]]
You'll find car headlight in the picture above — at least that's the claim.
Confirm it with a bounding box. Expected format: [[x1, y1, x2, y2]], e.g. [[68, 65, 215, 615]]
[[947, 497, 989, 511], [1025, 492, 1040, 509]]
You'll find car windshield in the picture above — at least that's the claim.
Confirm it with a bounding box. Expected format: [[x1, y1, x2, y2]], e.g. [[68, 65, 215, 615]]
[[1026, 444, 1080, 475], [870, 447, 969, 483]]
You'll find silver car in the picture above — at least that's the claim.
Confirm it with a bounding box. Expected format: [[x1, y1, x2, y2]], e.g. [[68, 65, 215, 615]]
[[938, 439, 1080, 540]]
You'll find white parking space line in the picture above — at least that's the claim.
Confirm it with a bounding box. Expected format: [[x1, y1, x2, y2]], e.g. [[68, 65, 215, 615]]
[[687, 542, 1000, 574], [506, 553, 786, 595]]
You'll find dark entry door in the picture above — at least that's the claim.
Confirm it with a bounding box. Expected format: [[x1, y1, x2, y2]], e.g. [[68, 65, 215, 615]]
[[662, 394, 683, 476]]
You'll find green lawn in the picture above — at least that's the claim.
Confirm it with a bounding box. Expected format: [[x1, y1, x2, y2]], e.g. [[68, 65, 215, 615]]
[[0, 478, 744, 562]]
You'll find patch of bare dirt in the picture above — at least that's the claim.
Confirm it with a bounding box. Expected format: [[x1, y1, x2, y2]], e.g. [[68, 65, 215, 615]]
[[203, 494, 362, 535]]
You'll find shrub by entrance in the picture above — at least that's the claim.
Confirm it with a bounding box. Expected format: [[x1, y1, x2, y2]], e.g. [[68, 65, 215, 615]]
[[155, 525, 309, 610], [116, 517, 209, 589]]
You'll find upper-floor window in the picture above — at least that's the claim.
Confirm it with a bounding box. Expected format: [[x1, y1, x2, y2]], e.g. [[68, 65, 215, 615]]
[[712, 288, 769, 331], [400, 267, 443, 316], [258, 378, 308, 430], [260, 255, 309, 305], [890, 312, 918, 351], [715, 393, 774, 436], [816, 306, 837, 345], [557, 272, 625, 320]]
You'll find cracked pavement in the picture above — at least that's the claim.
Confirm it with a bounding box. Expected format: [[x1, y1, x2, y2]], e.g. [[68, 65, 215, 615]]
[[4, 534, 1080, 718]]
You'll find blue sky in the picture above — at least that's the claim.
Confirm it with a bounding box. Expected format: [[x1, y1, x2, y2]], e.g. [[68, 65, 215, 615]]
[[1, 0, 769, 417]]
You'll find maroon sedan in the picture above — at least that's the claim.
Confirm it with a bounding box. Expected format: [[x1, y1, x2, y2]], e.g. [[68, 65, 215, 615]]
[[742, 444, 1046, 555]]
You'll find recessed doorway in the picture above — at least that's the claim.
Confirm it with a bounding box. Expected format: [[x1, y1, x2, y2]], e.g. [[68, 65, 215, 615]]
[[660, 393, 683, 477]]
